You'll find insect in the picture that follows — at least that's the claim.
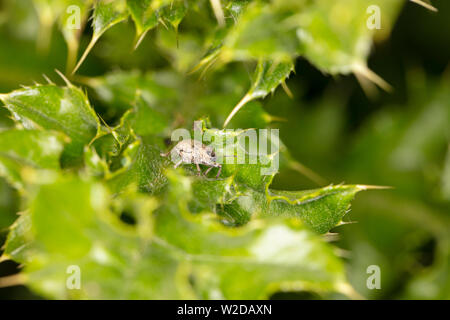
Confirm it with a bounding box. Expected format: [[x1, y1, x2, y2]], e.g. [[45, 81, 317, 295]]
[[161, 139, 222, 178]]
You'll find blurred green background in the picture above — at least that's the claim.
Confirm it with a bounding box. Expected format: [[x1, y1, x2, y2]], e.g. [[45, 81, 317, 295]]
[[0, 0, 449, 299]]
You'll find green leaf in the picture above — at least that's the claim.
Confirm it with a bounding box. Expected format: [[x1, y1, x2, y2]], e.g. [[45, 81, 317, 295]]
[[2, 213, 33, 264], [295, 0, 402, 77], [155, 170, 351, 299], [409, 0, 438, 12], [344, 77, 450, 192], [156, 24, 205, 73], [182, 174, 367, 233], [73, 0, 129, 74], [91, 0, 129, 45], [248, 60, 295, 100], [225, 0, 251, 21], [106, 137, 168, 195], [83, 145, 109, 178], [0, 177, 19, 231], [390, 88, 450, 171], [201, 125, 280, 190], [160, 0, 187, 30], [0, 84, 100, 167], [31, 0, 66, 52], [261, 185, 368, 234], [5, 174, 350, 299], [126, 0, 159, 47], [58, 0, 93, 72], [167, 122, 366, 233], [81, 68, 279, 128], [442, 145, 450, 201], [9, 177, 180, 299], [0, 0, 402, 300], [0, 129, 64, 189], [80, 70, 180, 116], [220, 2, 299, 62], [197, 0, 401, 91], [122, 96, 169, 136]]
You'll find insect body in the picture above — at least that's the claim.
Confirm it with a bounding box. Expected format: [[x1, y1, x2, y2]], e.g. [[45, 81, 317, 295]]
[[161, 139, 222, 178]]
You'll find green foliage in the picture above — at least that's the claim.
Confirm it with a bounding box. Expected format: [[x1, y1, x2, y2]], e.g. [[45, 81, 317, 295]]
[[0, 84, 100, 166], [0, 73, 364, 297], [0, 0, 448, 300], [0, 129, 64, 189], [223, 60, 294, 127], [2, 173, 350, 299]]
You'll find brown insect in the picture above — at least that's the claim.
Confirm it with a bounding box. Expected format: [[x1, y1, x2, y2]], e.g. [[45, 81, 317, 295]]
[[161, 139, 222, 178]]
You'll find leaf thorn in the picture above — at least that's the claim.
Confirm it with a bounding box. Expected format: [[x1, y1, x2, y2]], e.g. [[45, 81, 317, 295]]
[[72, 36, 99, 75], [134, 29, 150, 50], [281, 80, 293, 99], [55, 69, 73, 87], [223, 94, 252, 128]]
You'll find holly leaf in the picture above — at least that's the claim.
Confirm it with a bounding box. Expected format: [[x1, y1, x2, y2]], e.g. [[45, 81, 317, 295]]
[[106, 137, 168, 195], [121, 96, 169, 136], [161, 0, 187, 29], [73, 0, 129, 74], [296, 0, 402, 76], [0, 84, 100, 167], [1, 174, 352, 299]]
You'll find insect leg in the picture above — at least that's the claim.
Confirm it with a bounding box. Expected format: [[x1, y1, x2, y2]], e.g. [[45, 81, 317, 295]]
[[215, 165, 222, 178], [204, 166, 213, 176], [196, 163, 202, 176], [174, 160, 183, 169]]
